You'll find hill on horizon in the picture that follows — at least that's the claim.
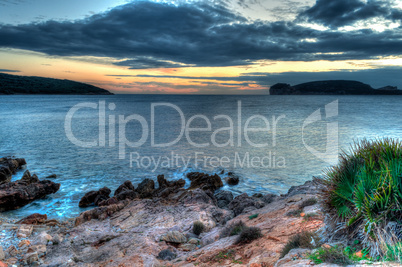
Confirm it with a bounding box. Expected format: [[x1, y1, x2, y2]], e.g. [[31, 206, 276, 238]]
[[0, 73, 113, 95], [270, 80, 402, 95]]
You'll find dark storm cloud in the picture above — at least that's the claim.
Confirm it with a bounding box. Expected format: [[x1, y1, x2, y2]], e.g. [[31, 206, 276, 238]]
[[299, 0, 394, 28], [0, 1, 401, 68], [0, 68, 20, 72]]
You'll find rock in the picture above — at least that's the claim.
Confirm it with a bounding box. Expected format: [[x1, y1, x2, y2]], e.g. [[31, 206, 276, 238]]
[[261, 193, 278, 204], [94, 194, 109, 206], [5, 245, 18, 257], [98, 196, 120, 206], [188, 238, 200, 245], [78, 187, 111, 207], [187, 172, 223, 191], [5, 257, 17, 266], [286, 180, 324, 197], [114, 180, 135, 195], [32, 232, 52, 245], [52, 234, 63, 244], [17, 224, 33, 238], [0, 178, 60, 211], [303, 204, 321, 215], [225, 173, 239, 185], [45, 174, 57, 179], [116, 190, 139, 201], [0, 157, 26, 185], [215, 190, 234, 208], [17, 213, 47, 225], [28, 245, 47, 257], [0, 247, 4, 261], [179, 243, 197, 251], [160, 231, 187, 243], [136, 178, 155, 198], [355, 250, 363, 258], [74, 201, 128, 226], [157, 249, 176, 261], [228, 193, 265, 216], [18, 240, 31, 248], [23, 252, 39, 265], [274, 248, 312, 267], [171, 188, 217, 206]]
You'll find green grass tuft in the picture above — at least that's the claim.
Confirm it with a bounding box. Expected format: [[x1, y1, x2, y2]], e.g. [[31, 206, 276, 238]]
[[193, 221, 205, 236], [280, 231, 320, 258], [248, 214, 259, 220]]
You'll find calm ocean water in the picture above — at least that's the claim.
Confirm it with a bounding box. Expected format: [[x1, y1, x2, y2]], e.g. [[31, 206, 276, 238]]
[[0, 95, 401, 219]]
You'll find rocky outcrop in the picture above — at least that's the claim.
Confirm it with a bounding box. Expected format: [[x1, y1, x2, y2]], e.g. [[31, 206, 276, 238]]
[[228, 193, 266, 216], [0, 157, 26, 184], [78, 187, 111, 208], [187, 172, 223, 191], [16, 214, 48, 225], [0, 172, 60, 211], [215, 190, 234, 208], [270, 80, 402, 95], [136, 178, 155, 198]]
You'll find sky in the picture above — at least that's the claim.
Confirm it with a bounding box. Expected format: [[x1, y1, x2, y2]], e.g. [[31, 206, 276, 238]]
[[0, 0, 401, 94]]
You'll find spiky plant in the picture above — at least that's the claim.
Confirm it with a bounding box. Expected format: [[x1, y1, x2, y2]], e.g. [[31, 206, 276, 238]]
[[322, 138, 402, 257]]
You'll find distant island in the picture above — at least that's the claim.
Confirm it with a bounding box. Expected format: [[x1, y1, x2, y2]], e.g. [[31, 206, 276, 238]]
[[0, 73, 113, 95], [270, 80, 402, 95]]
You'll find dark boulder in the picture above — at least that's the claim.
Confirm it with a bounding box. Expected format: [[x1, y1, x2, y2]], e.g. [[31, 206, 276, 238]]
[[79, 187, 111, 208], [20, 170, 40, 184], [114, 180, 135, 196], [157, 249, 177, 261], [215, 190, 234, 208], [0, 179, 60, 211], [224, 172, 240, 186], [228, 193, 265, 216], [115, 190, 139, 201], [153, 175, 185, 198], [187, 172, 223, 192], [136, 179, 155, 198], [45, 174, 57, 179], [0, 157, 26, 184]]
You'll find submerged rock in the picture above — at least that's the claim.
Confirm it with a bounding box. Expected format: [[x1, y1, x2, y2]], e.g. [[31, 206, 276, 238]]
[[224, 172, 240, 185]]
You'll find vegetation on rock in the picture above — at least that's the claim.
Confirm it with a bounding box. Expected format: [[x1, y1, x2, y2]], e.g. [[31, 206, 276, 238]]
[[193, 221, 205, 236], [280, 231, 320, 258], [322, 138, 402, 257]]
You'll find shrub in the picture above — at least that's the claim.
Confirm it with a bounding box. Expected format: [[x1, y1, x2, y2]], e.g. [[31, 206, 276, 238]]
[[322, 138, 402, 257], [248, 214, 259, 220], [157, 249, 177, 261], [280, 231, 320, 258], [309, 246, 352, 266], [299, 198, 318, 209], [286, 209, 302, 217], [220, 220, 247, 238], [193, 221, 205, 236], [236, 227, 262, 244]]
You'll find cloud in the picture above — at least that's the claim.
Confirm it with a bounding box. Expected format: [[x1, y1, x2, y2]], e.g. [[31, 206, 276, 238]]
[[298, 0, 395, 28], [117, 66, 402, 89], [0, 68, 20, 72], [0, 1, 401, 69]]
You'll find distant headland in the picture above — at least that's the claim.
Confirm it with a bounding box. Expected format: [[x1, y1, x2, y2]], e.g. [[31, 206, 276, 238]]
[[270, 80, 402, 95], [0, 73, 113, 95]]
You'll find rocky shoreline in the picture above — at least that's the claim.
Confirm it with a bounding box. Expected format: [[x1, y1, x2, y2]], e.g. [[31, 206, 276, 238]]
[[0, 158, 398, 266]]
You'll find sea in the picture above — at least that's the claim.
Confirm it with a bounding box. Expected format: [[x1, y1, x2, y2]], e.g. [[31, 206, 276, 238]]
[[0, 94, 401, 219]]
